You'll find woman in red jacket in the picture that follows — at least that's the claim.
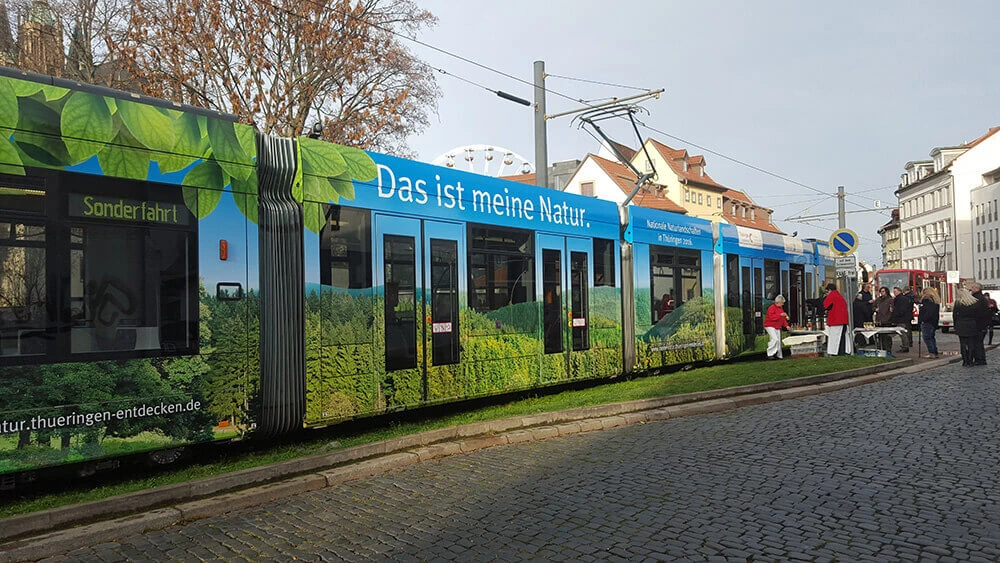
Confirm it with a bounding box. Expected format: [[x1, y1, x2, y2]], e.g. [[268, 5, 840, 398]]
[[823, 282, 852, 356], [764, 294, 790, 359]]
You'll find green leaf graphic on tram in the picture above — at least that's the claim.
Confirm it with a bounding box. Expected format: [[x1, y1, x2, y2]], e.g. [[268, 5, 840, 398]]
[[235, 121, 256, 161], [303, 173, 333, 203], [116, 98, 176, 153], [328, 171, 354, 200], [0, 79, 18, 130], [339, 144, 378, 182], [40, 84, 70, 102], [303, 200, 324, 233], [300, 138, 348, 179], [0, 137, 25, 175], [231, 174, 260, 225], [97, 129, 150, 179], [7, 77, 44, 97], [207, 119, 251, 181], [62, 91, 116, 163], [13, 96, 74, 167], [182, 161, 225, 218]]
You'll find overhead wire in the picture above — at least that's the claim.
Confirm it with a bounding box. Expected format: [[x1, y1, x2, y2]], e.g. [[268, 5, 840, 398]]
[[544, 73, 652, 92], [249, 0, 896, 225]]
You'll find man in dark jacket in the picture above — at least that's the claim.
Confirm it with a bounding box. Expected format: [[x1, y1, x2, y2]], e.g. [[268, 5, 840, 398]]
[[889, 286, 914, 352]]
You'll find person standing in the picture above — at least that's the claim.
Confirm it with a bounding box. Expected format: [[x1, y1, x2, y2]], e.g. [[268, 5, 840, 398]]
[[873, 286, 894, 351], [970, 283, 990, 365], [764, 295, 790, 360], [853, 292, 874, 349], [823, 283, 851, 356], [918, 287, 940, 358], [954, 286, 980, 366], [859, 284, 873, 304], [889, 286, 914, 353], [984, 291, 998, 346]]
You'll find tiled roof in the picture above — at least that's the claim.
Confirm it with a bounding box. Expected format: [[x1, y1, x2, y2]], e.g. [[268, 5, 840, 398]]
[[632, 189, 688, 214], [646, 139, 728, 191], [608, 141, 637, 163], [722, 188, 752, 203], [965, 126, 1000, 149], [500, 172, 536, 185], [589, 154, 687, 214], [722, 189, 781, 233], [724, 212, 783, 234]]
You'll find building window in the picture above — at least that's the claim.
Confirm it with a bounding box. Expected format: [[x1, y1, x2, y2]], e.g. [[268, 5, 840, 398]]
[[706, 195, 711, 207], [581, 182, 594, 197], [684, 190, 690, 202], [698, 193, 703, 204], [718, 199, 722, 209], [750, 209, 756, 221]]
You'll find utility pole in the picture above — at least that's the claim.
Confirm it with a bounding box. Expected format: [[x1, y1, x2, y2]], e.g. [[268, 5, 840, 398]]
[[533, 61, 548, 189], [838, 185, 846, 229]]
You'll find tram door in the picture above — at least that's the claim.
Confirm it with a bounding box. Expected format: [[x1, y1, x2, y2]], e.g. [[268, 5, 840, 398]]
[[788, 264, 805, 325], [538, 234, 591, 379], [375, 215, 464, 404], [422, 221, 465, 401], [738, 256, 765, 336]]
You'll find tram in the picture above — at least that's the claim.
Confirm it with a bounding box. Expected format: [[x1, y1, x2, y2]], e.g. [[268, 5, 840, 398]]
[[0, 68, 837, 482]]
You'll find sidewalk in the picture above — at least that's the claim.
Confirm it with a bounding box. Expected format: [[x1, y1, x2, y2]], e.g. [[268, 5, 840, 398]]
[[0, 355, 951, 562]]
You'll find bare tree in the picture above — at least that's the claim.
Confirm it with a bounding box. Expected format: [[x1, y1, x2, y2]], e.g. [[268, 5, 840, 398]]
[[116, 0, 439, 155]]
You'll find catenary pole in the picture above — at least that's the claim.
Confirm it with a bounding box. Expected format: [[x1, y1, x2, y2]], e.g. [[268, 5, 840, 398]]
[[534, 61, 548, 188]]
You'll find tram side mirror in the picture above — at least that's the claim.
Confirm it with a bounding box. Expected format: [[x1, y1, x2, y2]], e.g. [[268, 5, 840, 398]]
[[216, 282, 245, 301]]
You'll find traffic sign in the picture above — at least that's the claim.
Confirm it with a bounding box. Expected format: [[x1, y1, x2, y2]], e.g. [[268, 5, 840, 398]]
[[830, 228, 859, 256], [835, 255, 857, 276]]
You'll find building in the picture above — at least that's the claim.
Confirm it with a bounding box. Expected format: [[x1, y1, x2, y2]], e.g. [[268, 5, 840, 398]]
[[878, 208, 901, 268], [970, 169, 1000, 289], [12, 0, 63, 76], [558, 153, 688, 214], [951, 127, 1000, 280], [558, 138, 781, 232], [896, 126, 1000, 277]]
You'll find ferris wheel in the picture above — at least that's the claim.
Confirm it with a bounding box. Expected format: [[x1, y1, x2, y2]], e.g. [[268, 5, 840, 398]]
[[431, 145, 535, 178]]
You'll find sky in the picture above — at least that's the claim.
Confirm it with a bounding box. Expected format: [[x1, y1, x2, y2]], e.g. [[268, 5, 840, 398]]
[[403, 0, 1000, 268]]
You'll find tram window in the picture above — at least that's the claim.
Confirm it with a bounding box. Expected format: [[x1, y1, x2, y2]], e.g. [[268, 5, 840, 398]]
[[0, 176, 45, 214], [69, 222, 198, 355], [1, 172, 200, 364], [651, 250, 675, 323], [571, 251, 589, 351], [0, 220, 49, 358], [430, 238, 459, 366], [468, 225, 534, 313], [384, 235, 417, 371], [764, 260, 779, 300], [726, 255, 739, 307], [650, 246, 701, 323], [678, 254, 701, 301], [320, 205, 371, 289], [593, 238, 615, 287], [542, 249, 562, 354]]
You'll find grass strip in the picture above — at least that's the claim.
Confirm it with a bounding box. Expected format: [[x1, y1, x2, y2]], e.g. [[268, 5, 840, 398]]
[[0, 355, 892, 519]]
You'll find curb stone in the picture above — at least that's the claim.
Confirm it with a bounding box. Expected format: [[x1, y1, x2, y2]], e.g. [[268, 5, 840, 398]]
[[0, 356, 939, 561]]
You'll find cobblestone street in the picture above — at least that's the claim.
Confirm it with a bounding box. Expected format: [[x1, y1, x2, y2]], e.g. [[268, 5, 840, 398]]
[[59, 352, 1000, 561]]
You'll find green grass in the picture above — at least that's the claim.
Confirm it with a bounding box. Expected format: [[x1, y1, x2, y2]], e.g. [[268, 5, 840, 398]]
[[0, 355, 893, 519]]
